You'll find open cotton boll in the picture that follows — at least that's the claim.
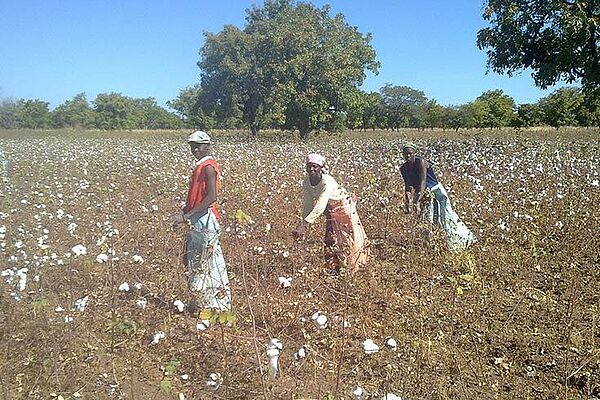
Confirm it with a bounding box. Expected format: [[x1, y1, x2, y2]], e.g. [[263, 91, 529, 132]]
[[96, 253, 108, 263], [206, 372, 222, 390], [151, 331, 165, 344], [278, 276, 292, 288], [266, 338, 283, 377], [293, 345, 307, 360], [136, 298, 147, 309], [362, 339, 379, 354], [385, 337, 397, 351], [197, 319, 211, 331], [352, 386, 365, 400], [71, 244, 87, 256], [311, 311, 328, 329], [74, 296, 89, 312], [132, 254, 144, 263], [268, 338, 283, 351], [118, 282, 130, 292], [381, 394, 403, 400], [173, 300, 185, 313], [16, 268, 28, 291]]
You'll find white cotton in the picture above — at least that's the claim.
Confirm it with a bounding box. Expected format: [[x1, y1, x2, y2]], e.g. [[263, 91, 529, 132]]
[[196, 320, 211, 331], [293, 345, 307, 360], [151, 331, 165, 344], [118, 282, 130, 292], [136, 298, 147, 309], [13, 268, 28, 291], [278, 276, 292, 288], [206, 372, 222, 390], [173, 300, 185, 313], [312, 311, 328, 329], [96, 253, 108, 263], [385, 337, 397, 351], [381, 394, 403, 400], [362, 339, 379, 354], [71, 244, 87, 256], [352, 386, 364, 400], [266, 338, 283, 377], [74, 296, 89, 312], [132, 254, 144, 263]]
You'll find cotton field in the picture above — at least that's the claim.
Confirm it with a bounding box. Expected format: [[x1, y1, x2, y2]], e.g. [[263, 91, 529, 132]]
[[0, 129, 598, 399]]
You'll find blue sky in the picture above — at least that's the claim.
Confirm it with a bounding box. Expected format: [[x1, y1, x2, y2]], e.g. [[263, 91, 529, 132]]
[[0, 0, 570, 110]]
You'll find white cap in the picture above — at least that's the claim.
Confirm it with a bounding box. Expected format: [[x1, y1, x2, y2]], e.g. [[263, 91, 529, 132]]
[[187, 130, 211, 144]]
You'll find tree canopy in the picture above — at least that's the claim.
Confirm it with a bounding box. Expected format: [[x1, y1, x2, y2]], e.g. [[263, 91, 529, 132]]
[[477, 0, 600, 90], [198, 0, 379, 138]]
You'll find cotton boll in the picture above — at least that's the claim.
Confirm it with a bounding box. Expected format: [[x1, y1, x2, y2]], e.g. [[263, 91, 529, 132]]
[[151, 331, 165, 344], [206, 372, 222, 390], [136, 298, 147, 309], [293, 345, 307, 360], [362, 339, 379, 354], [352, 386, 364, 400], [197, 319, 211, 331], [96, 253, 108, 263], [385, 337, 397, 351], [278, 276, 292, 288], [74, 296, 89, 312], [266, 338, 283, 377], [118, 282, 130, 292], [381, 394, 403, 400], [71, 244, 86, 256], [132, 254, 144, 263], [173, 300, 185, 313], [311, 311, 328, 329]]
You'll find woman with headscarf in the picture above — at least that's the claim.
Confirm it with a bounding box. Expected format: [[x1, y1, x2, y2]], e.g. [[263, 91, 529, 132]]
[[292, 153, 369, 274], [172, 130, 231, 312], [400, 142, 476, 252]]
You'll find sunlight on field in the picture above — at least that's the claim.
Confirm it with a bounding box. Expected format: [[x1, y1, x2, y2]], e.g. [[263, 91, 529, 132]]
[[0, 129, 598, 399]]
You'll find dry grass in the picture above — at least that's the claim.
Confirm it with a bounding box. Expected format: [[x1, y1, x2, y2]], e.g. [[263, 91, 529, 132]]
[[0, 128, 598, 400]]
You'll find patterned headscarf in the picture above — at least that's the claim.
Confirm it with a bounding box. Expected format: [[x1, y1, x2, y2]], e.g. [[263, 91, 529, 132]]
[[306, 153, 326, 167], [305, 153, 329, 173]]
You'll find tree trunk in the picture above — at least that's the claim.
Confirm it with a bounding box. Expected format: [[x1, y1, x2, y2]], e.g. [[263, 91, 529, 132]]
[[250, 124, 259, 137]]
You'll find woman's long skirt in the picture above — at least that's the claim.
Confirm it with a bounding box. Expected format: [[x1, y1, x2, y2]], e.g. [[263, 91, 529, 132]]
[[184, 211, 231, 311]]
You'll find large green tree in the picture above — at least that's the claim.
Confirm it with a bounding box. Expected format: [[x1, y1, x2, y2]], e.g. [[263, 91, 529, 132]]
[[52, 93, 95, 128], [538, 87, 584, 128], [477, 0, 600, 90], [475, 89, 516, 128], [197, 0, 379, 138], [380, 85, 428, 130]]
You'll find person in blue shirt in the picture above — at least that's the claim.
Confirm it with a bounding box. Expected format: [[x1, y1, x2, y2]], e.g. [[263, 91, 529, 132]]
[[400, 143, 476, 252]]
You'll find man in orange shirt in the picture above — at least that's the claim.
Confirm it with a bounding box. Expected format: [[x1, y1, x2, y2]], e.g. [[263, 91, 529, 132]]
[[172, 131, 231, 311]]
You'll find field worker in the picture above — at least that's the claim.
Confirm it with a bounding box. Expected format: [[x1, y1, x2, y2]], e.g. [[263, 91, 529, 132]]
[[400, 142, 476, 252], [171, 130, 231, 311], [292, 153, 369, 274]]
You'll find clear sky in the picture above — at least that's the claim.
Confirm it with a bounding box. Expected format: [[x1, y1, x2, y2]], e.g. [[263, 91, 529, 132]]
[[0, 0, 571, 110]]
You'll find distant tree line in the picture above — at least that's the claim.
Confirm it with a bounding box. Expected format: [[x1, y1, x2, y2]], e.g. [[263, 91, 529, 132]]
[[2, 0, 599, 133], [2, 85, 597, 132], [0, 93, 183, 130]]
